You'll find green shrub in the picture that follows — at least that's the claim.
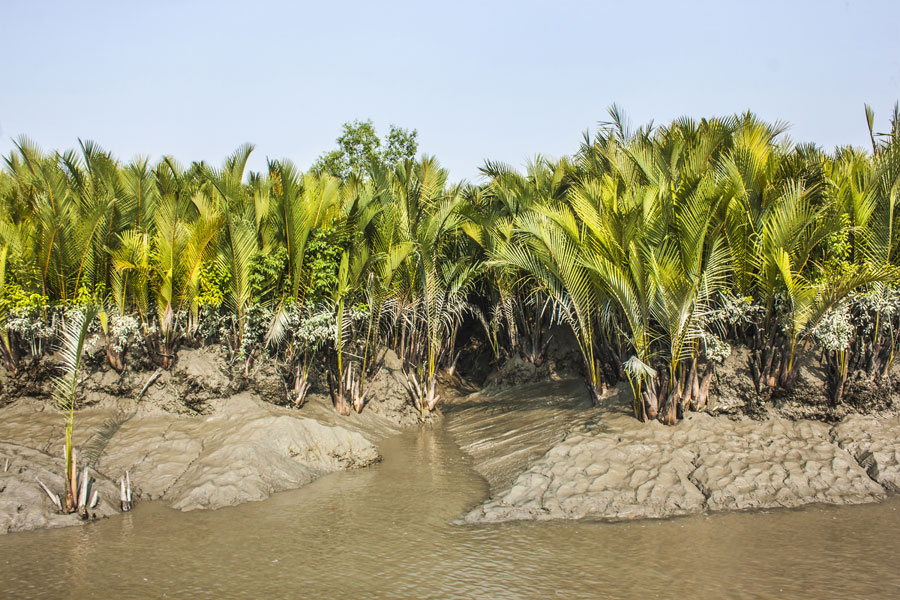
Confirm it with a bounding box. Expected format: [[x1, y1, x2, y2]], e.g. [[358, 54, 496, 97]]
[[302, 227, 351, 304], [198, 261, 230, 308], [248, 247, 289, 305]]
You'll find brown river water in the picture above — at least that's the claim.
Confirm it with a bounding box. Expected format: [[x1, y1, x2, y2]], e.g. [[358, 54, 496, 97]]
[[3, 414, 900, 599]]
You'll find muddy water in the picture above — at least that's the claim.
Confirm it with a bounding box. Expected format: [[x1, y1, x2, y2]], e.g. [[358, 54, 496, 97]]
[[3, 420, 900, 599]]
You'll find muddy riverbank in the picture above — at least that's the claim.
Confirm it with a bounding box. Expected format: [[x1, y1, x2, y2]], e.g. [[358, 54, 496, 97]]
[[459, 381, 900, 523], [3, 354, 900, 535]]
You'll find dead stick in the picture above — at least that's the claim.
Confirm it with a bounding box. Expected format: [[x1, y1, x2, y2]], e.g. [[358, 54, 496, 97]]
[[78, 466, 90, 514], [36, 478, 62, 511], [137, 369, 162, 400]]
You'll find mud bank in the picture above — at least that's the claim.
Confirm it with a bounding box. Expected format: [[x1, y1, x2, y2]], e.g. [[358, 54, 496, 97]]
[[445, 380, 602, 495], [0, 349, 420, 534], [460, 381, 899, 523]]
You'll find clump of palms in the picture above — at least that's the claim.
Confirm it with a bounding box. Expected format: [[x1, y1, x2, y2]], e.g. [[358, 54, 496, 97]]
[[485, 105, 899, 423], [2, 108, 900, 426]]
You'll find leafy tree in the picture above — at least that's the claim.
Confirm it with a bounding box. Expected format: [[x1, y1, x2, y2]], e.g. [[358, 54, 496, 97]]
[[313, 119, 418, 180], [383, 126, 419, 167]]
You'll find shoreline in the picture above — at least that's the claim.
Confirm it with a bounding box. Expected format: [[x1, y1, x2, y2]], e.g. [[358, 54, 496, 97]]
[[4, 394, 899, 599], [0, 345, 424, 534]]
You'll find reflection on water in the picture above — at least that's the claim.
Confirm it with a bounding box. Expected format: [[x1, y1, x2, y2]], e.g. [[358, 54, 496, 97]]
[[3, 420, 900, 599]]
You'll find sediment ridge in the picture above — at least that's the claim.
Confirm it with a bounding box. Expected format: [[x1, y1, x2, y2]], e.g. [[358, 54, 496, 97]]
[[0, 348, 419, 535], [0, 393, 412, 533]]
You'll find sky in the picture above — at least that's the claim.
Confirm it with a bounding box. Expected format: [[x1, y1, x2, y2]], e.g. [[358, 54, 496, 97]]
[[1, 0, 898, 183]]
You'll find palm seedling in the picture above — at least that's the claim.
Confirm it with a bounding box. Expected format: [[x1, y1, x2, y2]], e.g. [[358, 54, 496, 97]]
[[51, 305, 98, 514]]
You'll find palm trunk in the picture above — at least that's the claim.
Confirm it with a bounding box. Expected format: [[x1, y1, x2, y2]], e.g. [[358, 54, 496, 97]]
[[659, 388, 679, 425], [65, 433, 75, 513], [293, 359, 310, 407], [688, 358, 700, 410], [349, 363, 370, 413], [106, 343, 125, 372], [695, 362, 714, 411], [0, 341, 16, 377], [328, 366, 351, 416], [424, 371, 440, 411], [641, 387, 658, 421], [644, 370, 666, 421]]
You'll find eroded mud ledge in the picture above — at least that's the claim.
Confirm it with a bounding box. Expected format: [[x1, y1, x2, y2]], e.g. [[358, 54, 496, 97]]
[[455, 381, 900, 523]]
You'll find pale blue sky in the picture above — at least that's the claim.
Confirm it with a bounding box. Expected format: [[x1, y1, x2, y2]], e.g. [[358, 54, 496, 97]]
[[1, 0, 898, 182]]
